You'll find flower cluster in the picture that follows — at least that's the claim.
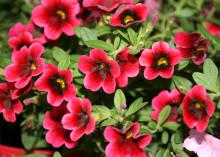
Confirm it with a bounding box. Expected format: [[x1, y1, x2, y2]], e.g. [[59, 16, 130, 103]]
[[1, 0, 219, 157]]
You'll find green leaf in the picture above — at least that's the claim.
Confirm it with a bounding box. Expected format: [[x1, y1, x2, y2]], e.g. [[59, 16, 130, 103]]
[[84, 40, 114, 51], [161, 131, 169, 144], [193, 72, 218, 92], [53, 152, 62, 157], [163, 122, 180, 131], [148, 121, 157, 130], [177, 60, 189, 70], [163, 149, 171, 157], [117, 29, 129, 41], [125, 98, 147, 117], [155, 150, 165, 157], [114, 89, 126, 110], [92, 105, 111, 121], [52, 47, 66, 62], [172, 75, 192, 94], [127, 28, 137, 45], [204, 58, 218, 81], [74, 27, 98, 42], [174, 8, 196, 17], [58, 54, 70, 70], [114, 36, 121, 50], [100, 118, 117, 127], [157, 106, 171, 126], [21, 131, 37, 150]]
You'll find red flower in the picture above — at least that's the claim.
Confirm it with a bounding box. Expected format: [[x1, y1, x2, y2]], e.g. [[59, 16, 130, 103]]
[[183, 85, 215, 133], [4, 43, 44, 89], [205, 22, 220, 38], [32, 0, 80, 40], [82, 0, 133, 12], [43, 103, 77, 148], [78, 7, 101, 25], [9, 22, 35, 37], [8, 31, 45, 53], [110, 3, 148, 27], [116, 48, 139, 87], [173, 32, 210, 65], [61, 97, 95, 141], [139, 41, 180, 80], [35, 64, 76, 106], [78, 49, 120, 94], [151, 89, 183, 122], [0, 83, 23, 122], [104, 123, 152, 157]]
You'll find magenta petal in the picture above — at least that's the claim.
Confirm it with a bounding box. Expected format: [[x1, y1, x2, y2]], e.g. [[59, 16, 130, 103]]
[[78, 55, 94, 74], [104, 126, 123, 142], [85, 117, 96, 135], [159, 67, 174, 79], [84, 72, 102, 92], [47, 91, 63, 106], [45, 129, 65, 148], [70, 128, 85, 141], [102, 73, 116, 94], [143, 67, 159, 80], [136, 135, 152, 149]]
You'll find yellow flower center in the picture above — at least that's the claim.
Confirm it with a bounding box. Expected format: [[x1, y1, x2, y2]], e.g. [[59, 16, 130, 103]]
[[124, 15, 134, 24], [125, 131, 133, 139], [56, 10, 66, 20], [94, 114, 100, 121], [196, 45, 205, 52], [195, 102, 202, 109], [157, 57, 168, 66], [56, 78, 66, 89], [31, 63, 37, 70]]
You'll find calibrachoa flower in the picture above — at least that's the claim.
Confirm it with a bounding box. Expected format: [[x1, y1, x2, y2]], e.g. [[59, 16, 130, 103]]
[[174, 32, 210, 65], [205, 22, 220, 38], [8, 31, 45, 53], [78, 8, 101, 25], [151, 89, 183, 122], [0, 83, 23, 122], [9, 22, 35, 37], [32, 0, 80, 40], [78, 49, 120, 94], [139, 41, 180, 80], [116, 48, 139, 87], [183, 129, 220, 157], [35, 64, 76, 106], [110, 3, 148, 27], [43, 103, 77, 148], [82, 0, 133, 12], [61, 97, 95, 141], [183, 85, 215, 133], [104, 122, 152, 157], [4, 43, 44, 89]]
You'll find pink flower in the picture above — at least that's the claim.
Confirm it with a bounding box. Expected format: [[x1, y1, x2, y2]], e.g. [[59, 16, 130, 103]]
[[43, 103, 77, 148], [4, 43, 44, 89], [8, 31, 45, 53], [78, 49, 120, 94], [183, 129, 220, 157], [9, 22, 35, 37], [61, 97, 95, 141], [205, 23, 220, 38], [144, 0, 160, 17], [151, 89, 183, 122], [110, 3, 149, 28], [183, 85, 215, 133], [104, 123, 152, 157], [0, 83, 23, 122], [35, 64, 76, 107], [173, 32, 210, 65], [139, 41, 180, 80], [116, 48, 139, 87], [32, 0, 80, 40], [82, 0, 133, 13]]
